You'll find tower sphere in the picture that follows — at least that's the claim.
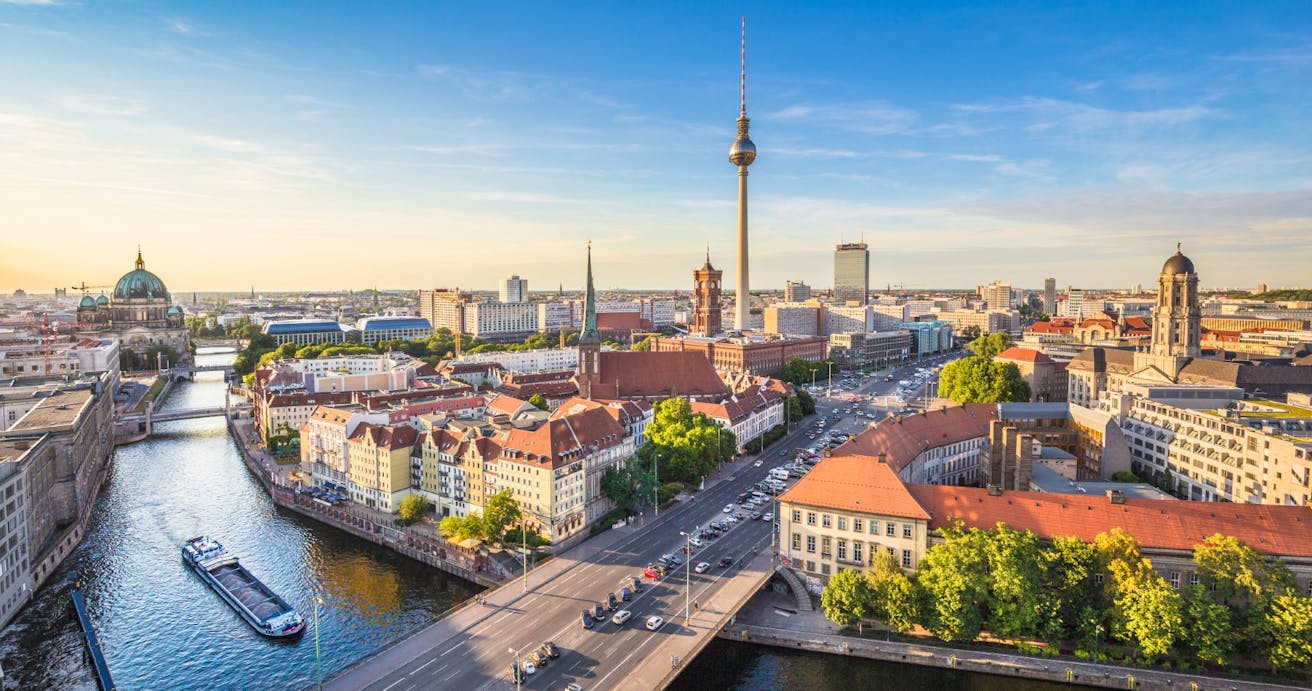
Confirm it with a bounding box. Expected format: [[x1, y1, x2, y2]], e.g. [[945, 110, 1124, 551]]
[[1161, 247, 1195, 275], [729, 137, 756, 166]]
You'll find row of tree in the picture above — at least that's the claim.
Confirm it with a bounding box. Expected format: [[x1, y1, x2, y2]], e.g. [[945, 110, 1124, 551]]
[[435, 489, 522, 545], [778, 357, 837, 387], [937, 333, 1031, 404], [820, 525, 1312, 672], [599, 398, 738, 512]]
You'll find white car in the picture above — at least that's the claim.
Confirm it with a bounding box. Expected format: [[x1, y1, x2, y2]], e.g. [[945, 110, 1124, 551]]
[[763, 512, 773, 521], [723, 504, 733, 513], [646, 615, 665, 630], [753, 459, 763, 467], [523, 661, 537, 675], [689, 537, 704, 548], [694, 561, 710, 573]]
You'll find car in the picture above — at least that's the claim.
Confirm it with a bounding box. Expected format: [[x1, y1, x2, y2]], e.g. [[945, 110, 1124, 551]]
[[723, 504, 734, 513], [566, 685, 583, 691], [643, 568, 662, 580], [612, 610, 632, 625], [581, 610, 594, 629], [694, 561, 710, 573], [645, 615, 664, 631], [753, 459, 763, 467], [669, 553, 685, 565], [723, 515, 738, 525], [750, 512, 762, 520], [763, 512, 773, 521], [680, 546, 694, 555], [621, 587, 632, 602], [718, 556, 734, 568], [522, 660, 537, 675], [689, 537, 704, 548], [541, 641, 560, 659], [732, 511, 745, 520], [607, 593, 619, 611], [593, 604, 606, 621], [529, 651, 548, 668]]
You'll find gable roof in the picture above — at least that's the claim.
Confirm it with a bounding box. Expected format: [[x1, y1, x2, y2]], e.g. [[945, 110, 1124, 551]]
[[588, 351, 729, 400], [500, 405, 628, 469], [907, 484, 1312, 558], [995, 347, 1054, 364], [778, 454, 930, 519], [835, 403, 998, 474]]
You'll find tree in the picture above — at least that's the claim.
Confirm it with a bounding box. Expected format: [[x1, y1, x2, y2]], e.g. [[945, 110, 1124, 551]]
[[483, 490, 522, 543], [779, 357, 834, 385], [1095, 529, 1183, 660], [982, 524, 1050, 640], [793, 387, 816, 416], [632, 336, 653, 351], [398, 494, 431, 525], [1110, 470, 1140, 483], [1193, 533, 1296, 656], [528, 394, 549, 411], [600, 461, 657, 513], [938, 356, 1031, 403], [820, 568, 873, 627], [785, 395, 803, 426], [1181, 585, 1234, 666], [1039, 536, 1103, 641], [1264, 593, 1312, 671], [915, 525, 990, 642], [641, 398, 735, 484], [438, 511, 487, 542], [959, 325, 982, 342], [965, 333, 1013, 359], [864, 551, 918, 632]]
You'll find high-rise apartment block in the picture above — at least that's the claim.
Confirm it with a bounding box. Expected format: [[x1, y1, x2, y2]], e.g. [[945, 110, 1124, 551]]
[[833, 242, 870, 306], [784, 280, 811, 302], [1043, 278, 1056, 314], [500, 275, 528, 303], [981, 280, 1013, 310]]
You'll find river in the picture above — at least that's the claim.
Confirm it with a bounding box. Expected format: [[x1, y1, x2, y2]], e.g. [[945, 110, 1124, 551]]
[[0, 349, 474, 690], [0, 348, 1064, 690]]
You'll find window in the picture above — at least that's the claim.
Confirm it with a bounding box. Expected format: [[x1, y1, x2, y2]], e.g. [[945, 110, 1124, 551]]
[[1190, 572, 1199, 587], [806, 512, 816, 526], [792, 533, 801, 551], [821, 514, 832, 528], [1169, 572, 1180, 590], [837, 517, 847, 531], [837, 540, 847, 562], [821, 537, 831, 558], [853, 518, 863, 533], [792, 510, 801, 523], [887, 547, 895, 556], [886, 522, 895, 537], [853, 542, 863, 565], [806, 535, 816, 553], [869, 521, 878, 535], [903, 524, 912, 539], [901, 549, 912, 568]]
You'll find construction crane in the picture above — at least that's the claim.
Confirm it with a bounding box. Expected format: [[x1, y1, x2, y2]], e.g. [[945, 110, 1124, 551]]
[[72, 282, 114, 297], [0, 313, 98, 375]]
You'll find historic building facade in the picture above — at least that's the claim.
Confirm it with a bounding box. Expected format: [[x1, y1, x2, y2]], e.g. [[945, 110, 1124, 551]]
[[75, 249, 189, 361]]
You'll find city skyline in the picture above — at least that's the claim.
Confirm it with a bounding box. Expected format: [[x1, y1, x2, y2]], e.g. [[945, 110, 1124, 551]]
[[2, 3, 1310, 293]]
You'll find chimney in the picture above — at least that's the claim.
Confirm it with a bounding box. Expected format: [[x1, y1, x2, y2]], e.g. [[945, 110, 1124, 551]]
[[987, 419, 1006, 487], [1015, 432, 1035, 490], [877, 452, 887, 464], [1000, 425, 1018, 490], [1107, 489, 1125, 505], [987, 484, 1003, 496]]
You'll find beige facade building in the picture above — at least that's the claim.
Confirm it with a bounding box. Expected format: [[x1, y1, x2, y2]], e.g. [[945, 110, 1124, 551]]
[[345, 423, 418, 511], [994, 346, 1067, 402], [763, 303, 820, 336], [933, 309, 1018, 335]]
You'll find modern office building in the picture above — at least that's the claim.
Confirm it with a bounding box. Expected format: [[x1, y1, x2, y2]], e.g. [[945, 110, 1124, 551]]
[[784, 280, 812, 303], [355, 316, 433, 345], [833, 242, 870, 306], [417, 288, 471, 334], [263, 319, 348, 346], [981, 280, 1014, 310], [1043, 277, 1057, 315], [763, 304, 820, 336], [828, 331, 912, 370], [499, 275, 528, 304]]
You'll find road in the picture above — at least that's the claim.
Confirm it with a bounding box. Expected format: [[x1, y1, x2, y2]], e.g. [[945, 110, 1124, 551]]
[[331, 354, 961, 691]]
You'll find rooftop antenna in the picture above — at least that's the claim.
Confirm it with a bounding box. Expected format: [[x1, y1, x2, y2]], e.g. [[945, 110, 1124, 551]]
[[740, 16, 747, 118]]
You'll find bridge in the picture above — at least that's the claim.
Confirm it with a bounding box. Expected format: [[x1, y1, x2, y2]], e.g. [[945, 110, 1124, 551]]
[[326, 435, 813, 691], [165, 364, 235, 381]]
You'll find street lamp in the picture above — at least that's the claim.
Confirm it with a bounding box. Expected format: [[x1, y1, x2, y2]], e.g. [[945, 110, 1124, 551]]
[[810, 367, 817, 391], [313, 592, 324, 690], [522, 521, 529, 592], [1093, 623, 1103, 662], [679, 529, 693, 625], [653, 453, 660, 517], [826, 361, 835, 398]]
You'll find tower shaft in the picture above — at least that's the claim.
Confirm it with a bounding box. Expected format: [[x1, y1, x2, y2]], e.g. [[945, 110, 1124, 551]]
[[735, 167, 749, 330]]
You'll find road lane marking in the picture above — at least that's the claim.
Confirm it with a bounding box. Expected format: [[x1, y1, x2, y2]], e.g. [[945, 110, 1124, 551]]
[[412, 657, 437, 674], [381, 679, 404, 691], [440, 641, 465, 657]]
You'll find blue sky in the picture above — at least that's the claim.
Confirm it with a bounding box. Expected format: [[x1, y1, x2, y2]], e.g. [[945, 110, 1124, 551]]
[[1, 2, 1309, 293]]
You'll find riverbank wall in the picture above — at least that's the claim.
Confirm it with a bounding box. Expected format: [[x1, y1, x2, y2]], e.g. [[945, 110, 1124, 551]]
[[717, 621, 1303, 691], [223, 413, 504, 588]]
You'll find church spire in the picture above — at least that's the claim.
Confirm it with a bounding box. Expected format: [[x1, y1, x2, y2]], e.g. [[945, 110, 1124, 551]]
[[580, 241, 600, 344], [135, 245, 145, 271]]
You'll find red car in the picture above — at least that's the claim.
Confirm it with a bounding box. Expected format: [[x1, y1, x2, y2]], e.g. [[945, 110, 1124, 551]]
[[643, 568, 662, 580]]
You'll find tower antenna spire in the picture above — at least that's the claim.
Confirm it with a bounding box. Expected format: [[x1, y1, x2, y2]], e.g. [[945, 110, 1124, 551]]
[[740, 16, 747, 118]]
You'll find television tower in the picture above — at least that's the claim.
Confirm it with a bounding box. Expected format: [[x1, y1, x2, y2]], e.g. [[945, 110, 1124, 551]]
[[729, 17, 757, 332]]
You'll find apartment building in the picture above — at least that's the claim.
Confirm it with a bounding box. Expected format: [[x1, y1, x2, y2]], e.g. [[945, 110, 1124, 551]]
[[689, 382, 786, 451], [763, 304, 820, 336], [345, 423, 419, 511], [828, 331, 912, 370]]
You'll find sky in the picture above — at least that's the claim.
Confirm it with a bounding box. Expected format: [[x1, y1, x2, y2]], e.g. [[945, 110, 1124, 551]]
[[1, 2, 1310, 294]]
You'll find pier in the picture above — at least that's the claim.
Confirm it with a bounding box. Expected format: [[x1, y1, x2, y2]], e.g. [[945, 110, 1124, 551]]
[[68, 572, 115, 691]]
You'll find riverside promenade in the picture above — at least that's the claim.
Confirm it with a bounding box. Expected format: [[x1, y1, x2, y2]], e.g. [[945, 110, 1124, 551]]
[[722, 588, 1304, 691]]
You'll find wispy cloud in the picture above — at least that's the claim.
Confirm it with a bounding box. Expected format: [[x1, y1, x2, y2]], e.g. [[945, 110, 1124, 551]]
[[53, 93, 147, 116], [192, 133, 262, 153], [463, 191, 588, 205], [954, 96, 1217, 133], [768, 101, 917, 135], [165, 18, 194, 35], [0, 0, 59, 5], [417, 64, 562, 102]]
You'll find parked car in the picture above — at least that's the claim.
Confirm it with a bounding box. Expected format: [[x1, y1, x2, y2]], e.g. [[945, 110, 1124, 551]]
[[643, 568, 662, 580], [522, 660, 537, 675], [612, 610, 633, 625], [581, 610, 594, 629], [593, 604, 606, 621], [541, 641, 560, 659], [723, 504, 734, 513], [646, 615, 665, 631]]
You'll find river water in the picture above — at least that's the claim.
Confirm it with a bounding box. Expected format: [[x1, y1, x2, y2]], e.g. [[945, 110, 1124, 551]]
[[0, 349, 474, 690], [0, 348, 1063, 690]]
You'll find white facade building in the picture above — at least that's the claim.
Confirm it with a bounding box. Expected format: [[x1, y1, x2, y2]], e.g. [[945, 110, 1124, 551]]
[[500, 275, 529, 304]]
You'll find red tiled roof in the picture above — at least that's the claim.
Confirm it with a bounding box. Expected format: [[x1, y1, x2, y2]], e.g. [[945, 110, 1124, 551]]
[[500, 406, 627, 468], [1026, 320, 1073, 335], [995, 347, 1054, 364], [1123, 316, 1150, 330], [906, 485, 1312, 558], [597, 311, 642, 330], [347, 422, 419, 449], [778, 455, 930, 519], [835, 404, 998, 474], [589, 351, 729, 400]]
